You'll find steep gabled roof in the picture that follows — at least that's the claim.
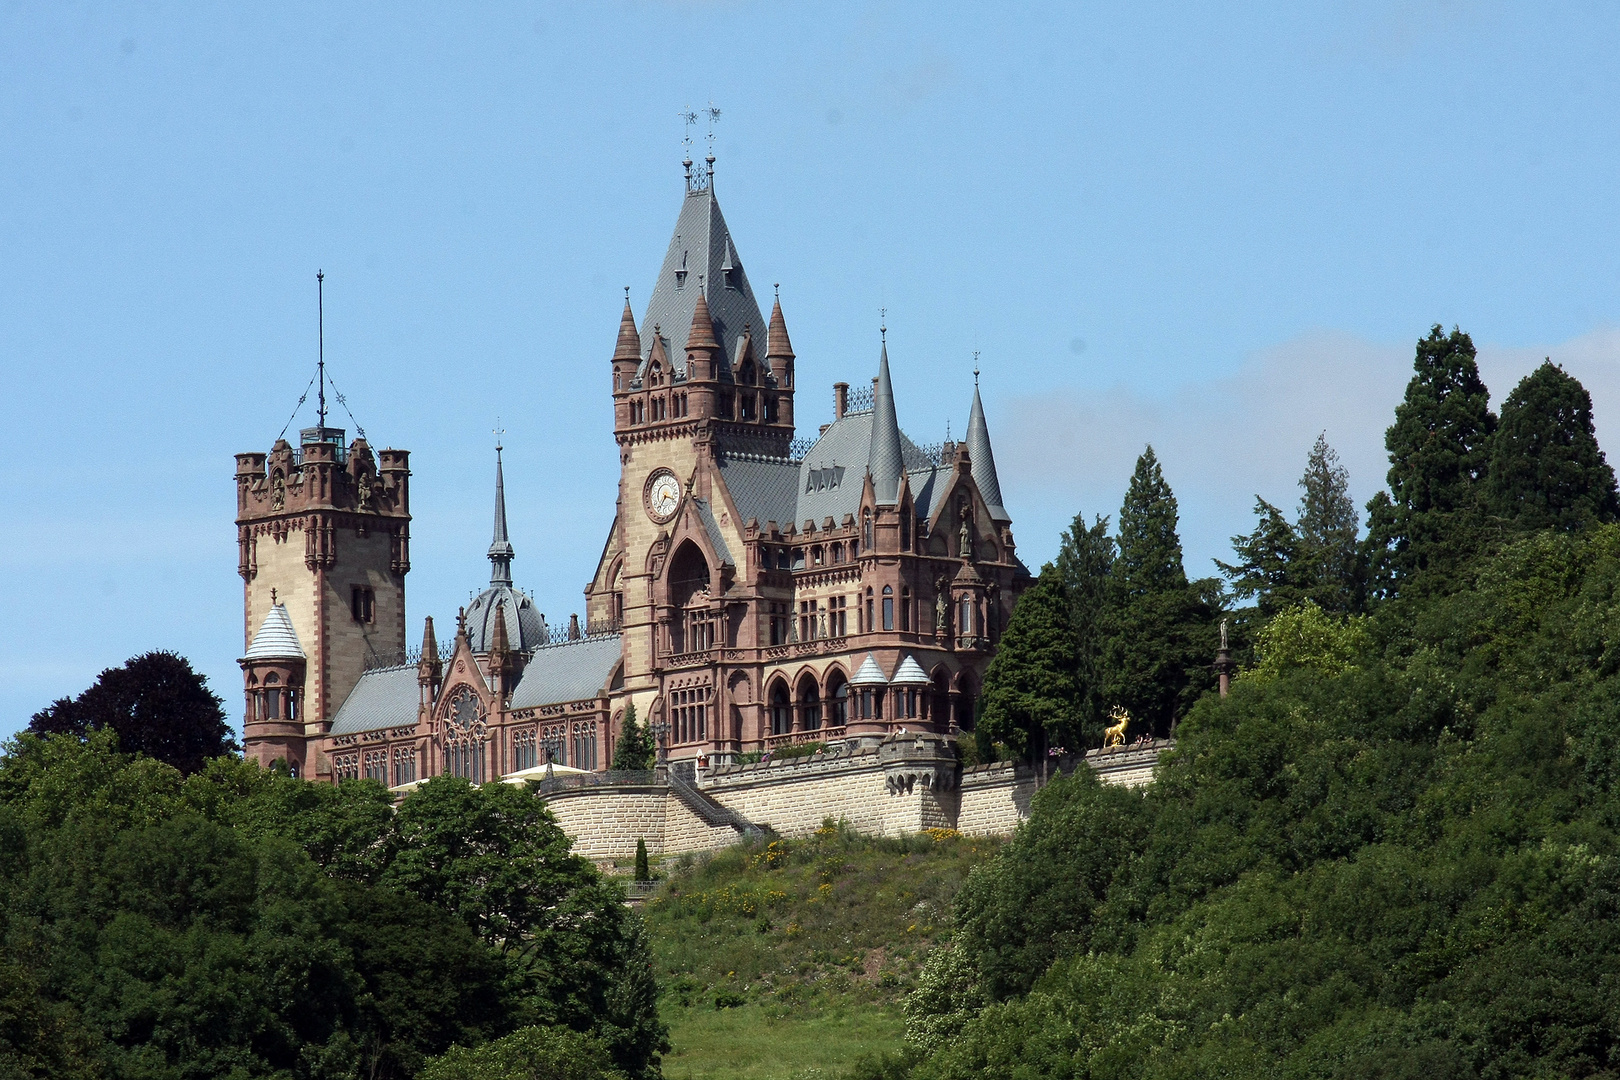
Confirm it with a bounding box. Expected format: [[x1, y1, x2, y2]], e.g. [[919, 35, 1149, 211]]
[[638, 185, 766, 383]]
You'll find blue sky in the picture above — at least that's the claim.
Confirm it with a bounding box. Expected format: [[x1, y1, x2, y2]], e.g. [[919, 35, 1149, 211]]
[[5, 1, 1620, 738]]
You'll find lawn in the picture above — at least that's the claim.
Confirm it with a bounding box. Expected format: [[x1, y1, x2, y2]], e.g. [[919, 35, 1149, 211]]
[[639, 822, 996, 1079]]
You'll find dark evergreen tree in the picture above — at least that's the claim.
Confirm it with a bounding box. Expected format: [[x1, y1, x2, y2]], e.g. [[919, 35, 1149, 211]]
[[1297, 432, 1361, 612], [1054, 512, 1116, 746], [610, 702, 653, 772], [1363, 325, 1497, 602], [1487, 360, 1619, 533], [28, 651, 236, 775], [1216, 497, 1305, 618], [1102, 447, 1218, 736], [634, 838, 650, 882], [977, 565, 1081, 760]]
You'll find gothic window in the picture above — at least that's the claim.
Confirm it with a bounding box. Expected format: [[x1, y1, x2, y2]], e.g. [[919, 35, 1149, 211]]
[[649, 360, 662, 386], [351, 586, 374, 623], [770, 681, 792, 736], [392, 746, 416, 786], [797, 678, 821, 731], [363, 750, 388, 784], [901, 514, 912, 551], [865, 588, 875, 634], [862, 509, 873, 550], [334, 753, 359, 782], [513, 730, 538, 771], [901, 588, 911, 632], [883, 586, 894, 631], [571, 721, 598, 771]]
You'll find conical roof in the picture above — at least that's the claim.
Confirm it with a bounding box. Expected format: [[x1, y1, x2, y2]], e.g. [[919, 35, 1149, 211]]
[[637, 183, 766, 382], [966, 381, 1009, 521], [850, 653, 889, 686], [488, 447, 515, 585], [244, 604, 304, 662], [766, 296, 795, 360], [867, 342, 905, 505], [686, 289, 719, 353], [613, 299, 640, 362], [891, 654, 929, 685]]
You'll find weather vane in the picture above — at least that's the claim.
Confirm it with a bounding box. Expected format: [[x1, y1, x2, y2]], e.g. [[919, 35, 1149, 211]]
[[705, 102, 721, 162], [973, 351, 980, 385], [880, 307, 887, 342], [493, 417, 505, 454]]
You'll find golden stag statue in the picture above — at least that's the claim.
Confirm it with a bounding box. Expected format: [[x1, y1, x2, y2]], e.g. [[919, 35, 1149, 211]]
[[1103, 707, 1130, 748]]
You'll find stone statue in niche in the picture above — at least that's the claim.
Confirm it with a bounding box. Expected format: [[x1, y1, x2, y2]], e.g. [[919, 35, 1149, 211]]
[[271, 472, 286, 511], [958, 505, 974, 561], [934, 576, 951, 633], [356, 471, 375, 511]]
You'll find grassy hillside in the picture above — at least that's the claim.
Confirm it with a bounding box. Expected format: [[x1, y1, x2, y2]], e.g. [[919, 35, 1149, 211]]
[[640, 822, 995, 1080]]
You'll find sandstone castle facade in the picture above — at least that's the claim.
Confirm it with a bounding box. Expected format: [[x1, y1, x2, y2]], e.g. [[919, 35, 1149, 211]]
[[236, 158, 1031, 787]]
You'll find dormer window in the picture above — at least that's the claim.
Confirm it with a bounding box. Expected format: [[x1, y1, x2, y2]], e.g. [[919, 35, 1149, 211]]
[[739, 360, 755, 385], [675, 251, 688, 289]]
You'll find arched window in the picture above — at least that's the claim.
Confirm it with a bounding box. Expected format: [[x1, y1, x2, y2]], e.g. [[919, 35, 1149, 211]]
[[770, 681, 792, 736], [862, 508, 873, 550], [882, 586, 895, 631], [827, 670, 850, 726], [649, 360, 662, 386], [900, 588, 911, 632], [865, 589, 874, 634], [798, 677, 821, 732]]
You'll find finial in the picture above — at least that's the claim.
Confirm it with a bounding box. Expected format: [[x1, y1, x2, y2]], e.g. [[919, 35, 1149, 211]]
[[493, 417, 504, 454], [774, 282, 780, 298], [624, 285, 630, 301], [880, 307, 887, 342], [271, 587, 278, 605], [946, 418, 951, 442], [316, 270, 327, 430], [973, 352, 980, 386], [705, 102, 721, 171]]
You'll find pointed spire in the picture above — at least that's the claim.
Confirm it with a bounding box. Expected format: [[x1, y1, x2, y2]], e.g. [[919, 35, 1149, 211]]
[[686, 288, 718, 353], [490, 598, 510, 657], [421, 615, 439, 664], [868, 339, 905, 505], [488, 444, 515, 586], [613, 294, 640, 362], [767, 293, 795, 362], [966, 377, 1008, 521]]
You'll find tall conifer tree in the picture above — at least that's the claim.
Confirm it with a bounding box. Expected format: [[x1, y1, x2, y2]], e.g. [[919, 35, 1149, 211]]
[[1217, 498, 1304, 617], [1363, 325, 1496, 601], [1487, 360, 1619, 533], [977, 565, 1081, 760], [1055, 512, 1115, 746], [1103, 447, 1217, 736], [610, 702, 653, 771], [1297, 433, 1361, 612]]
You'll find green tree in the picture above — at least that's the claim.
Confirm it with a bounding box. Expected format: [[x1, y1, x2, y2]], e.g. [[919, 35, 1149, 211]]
[[976, 565, 1080, 760], [1102, 447, 1219, 736], [610, 704, 653, 772], [1217, 497, 1305, 617], [1363, 325, 1496, 601], [28, 650, 237, 775], [1487, 359, 1619, 533], [1246, 602, 1371, 682], [634, 839, 650, 882], [418, 1026, 623, 1080], [383, 778, 667, 1079], [1297, 431, 1361, 611], [1054, 511, 1116, 745]]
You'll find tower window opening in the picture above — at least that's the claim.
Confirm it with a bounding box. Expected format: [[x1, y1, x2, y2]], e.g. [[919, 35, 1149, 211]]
[[901, 514, 912, 550], [351, 586, 375, 624], [830, 542, 844, 564], [764, 396, 778, 422], [883, 585, 894, 631], [901, 587, 911, 632], [862, 509, 873, 550], [865, 588, 875, 633], [718, 395, 734, 420]]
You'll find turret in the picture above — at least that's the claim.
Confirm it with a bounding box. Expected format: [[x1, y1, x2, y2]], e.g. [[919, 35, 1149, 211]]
[[868, 339, 904, 506], [766, 293, 796, 430], [612, 295, 640, 401], [417, 615, 442, 705], [965, 377, 1009, 522], [684, 290, 721, 418]]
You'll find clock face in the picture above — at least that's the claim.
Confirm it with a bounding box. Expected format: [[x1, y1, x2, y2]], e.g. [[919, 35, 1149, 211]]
[[645, 470, 682, 523]]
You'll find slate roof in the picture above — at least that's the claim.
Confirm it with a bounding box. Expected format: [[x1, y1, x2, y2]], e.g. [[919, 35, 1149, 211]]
[[466, 585, 548, 654], [637, 183, 766, 385], [507, 634, 623, 710], [691, 496, 735, 568], [329, 664, 419, 735], [851, 653, 889, 686], [892, 654, 930, 685], [243, 605, 304, 661], [966, 384, 1009, 522]]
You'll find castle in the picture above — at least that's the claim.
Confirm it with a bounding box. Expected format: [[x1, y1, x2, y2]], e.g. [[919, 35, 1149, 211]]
[[234, 156, 1031, 788]]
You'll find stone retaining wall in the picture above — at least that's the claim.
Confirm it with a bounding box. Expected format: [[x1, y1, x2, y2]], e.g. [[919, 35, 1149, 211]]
[[542, 736, 1171, 862]]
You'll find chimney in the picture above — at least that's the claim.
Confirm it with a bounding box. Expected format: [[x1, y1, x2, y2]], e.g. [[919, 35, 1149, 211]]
[[834, 382, 849, 419], [569, 613, 581, 641]]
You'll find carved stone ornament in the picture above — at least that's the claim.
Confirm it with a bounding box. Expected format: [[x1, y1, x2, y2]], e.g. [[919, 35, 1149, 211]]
[[271, 473, 286, 511]]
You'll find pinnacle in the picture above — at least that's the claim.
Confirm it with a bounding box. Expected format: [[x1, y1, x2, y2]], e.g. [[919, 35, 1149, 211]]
[[687, 290, 719, 353], [767, 296, 795, 360], [613, 299, 640, 362]]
